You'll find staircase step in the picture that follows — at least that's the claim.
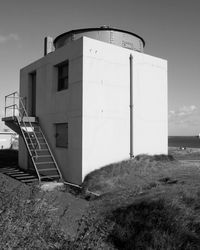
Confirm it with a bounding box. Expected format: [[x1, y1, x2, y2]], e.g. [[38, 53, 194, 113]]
[[33, 155, 52, 158], [38, 169, 59, 176], [26, 138, 45, 143], [35, 131, 42, 135], [25, 134, 43, 139], [34, 149, 48, 151], [35, 161, 55, 165], [40, 175, 60, 179], [31, 149, 49, 156], [9, 173, 33, 177], [29, 143, 47, 149], [16, 175, 37, 180], [0, 168, 19, 172], [2, 170, 23, 174], [38, 168, 58, 172], [0, 167, 14, 170], [33, 156, 53, 163]]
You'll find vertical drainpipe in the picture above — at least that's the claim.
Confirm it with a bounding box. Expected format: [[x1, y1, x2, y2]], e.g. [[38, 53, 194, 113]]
[[129, 54, 134, 158]]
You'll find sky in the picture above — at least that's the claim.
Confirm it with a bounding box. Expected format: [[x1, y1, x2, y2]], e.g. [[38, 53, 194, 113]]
[[0, 0, 200, 135]]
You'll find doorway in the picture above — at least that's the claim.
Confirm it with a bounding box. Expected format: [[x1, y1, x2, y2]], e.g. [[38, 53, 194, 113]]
[[29, 71, 36, 116]]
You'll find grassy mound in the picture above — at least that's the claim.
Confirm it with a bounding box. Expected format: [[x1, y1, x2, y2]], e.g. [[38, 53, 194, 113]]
[[82, 154, 175, 195], [70, 154, 200, 249]]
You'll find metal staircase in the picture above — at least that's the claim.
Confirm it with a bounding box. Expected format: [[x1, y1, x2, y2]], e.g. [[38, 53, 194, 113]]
[[2, 92, 63, 182]]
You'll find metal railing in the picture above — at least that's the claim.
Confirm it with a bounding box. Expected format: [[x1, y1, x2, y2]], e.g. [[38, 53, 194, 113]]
[[5, 91, 19, 117], [4, 91, 41, 153], [4, 91, 63, 182]]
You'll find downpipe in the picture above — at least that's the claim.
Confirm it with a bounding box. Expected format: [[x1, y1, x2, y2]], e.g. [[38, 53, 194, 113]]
[[129, 54, 134, 158]]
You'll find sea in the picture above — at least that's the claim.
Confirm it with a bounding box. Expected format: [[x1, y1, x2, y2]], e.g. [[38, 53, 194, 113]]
[[168, 136, 200, 148]]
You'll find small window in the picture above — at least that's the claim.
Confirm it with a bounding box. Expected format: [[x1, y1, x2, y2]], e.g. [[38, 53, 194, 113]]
[[55, 123, 68, 148], [57, 61, 69, 91]]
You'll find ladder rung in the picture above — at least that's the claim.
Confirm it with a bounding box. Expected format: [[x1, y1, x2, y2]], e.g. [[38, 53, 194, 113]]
[[35, 161, 55, 165]]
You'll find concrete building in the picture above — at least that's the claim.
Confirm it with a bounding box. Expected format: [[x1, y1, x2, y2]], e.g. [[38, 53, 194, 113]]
[[3, 27, 168, 184]]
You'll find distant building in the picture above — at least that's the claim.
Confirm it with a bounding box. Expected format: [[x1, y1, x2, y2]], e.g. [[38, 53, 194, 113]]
[[2, 27, 168, 184], [0, 131, 18, 149]]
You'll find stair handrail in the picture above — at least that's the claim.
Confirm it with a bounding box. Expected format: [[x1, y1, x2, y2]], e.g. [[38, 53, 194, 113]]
[[4, 92, 41, 180], [19, 96, 41, 150], [5, 91, 41, 153]]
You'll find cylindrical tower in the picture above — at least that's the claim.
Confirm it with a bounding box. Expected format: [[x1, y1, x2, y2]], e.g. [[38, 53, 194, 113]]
[[53, 26, 145, 52]]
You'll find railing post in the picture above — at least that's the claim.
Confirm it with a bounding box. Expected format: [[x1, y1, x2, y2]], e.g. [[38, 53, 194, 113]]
[[13, 92, 15, 116], [5, 95, 6, 117]]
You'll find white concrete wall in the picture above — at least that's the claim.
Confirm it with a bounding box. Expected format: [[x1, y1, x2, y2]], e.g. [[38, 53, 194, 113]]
[[82, 37, 167, 179], [20, 38, 83, 184], [132, 53, 168, 155]]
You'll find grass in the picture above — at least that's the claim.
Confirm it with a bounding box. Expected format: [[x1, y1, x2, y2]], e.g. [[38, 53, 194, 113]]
[[0, 182, 69, 249], [70, 185, 200, 249], [107, 191, 200, 250], [73, 152, 200, 249], [2, 149, 200, 249]]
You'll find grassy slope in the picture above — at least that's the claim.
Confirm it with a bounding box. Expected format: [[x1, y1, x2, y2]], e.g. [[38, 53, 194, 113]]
[[72, 153, 200, 249], [1, 149, 200, 249]]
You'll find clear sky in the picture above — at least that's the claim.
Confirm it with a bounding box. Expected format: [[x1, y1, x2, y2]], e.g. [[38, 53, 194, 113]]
[[0, 0, 200, 135]]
